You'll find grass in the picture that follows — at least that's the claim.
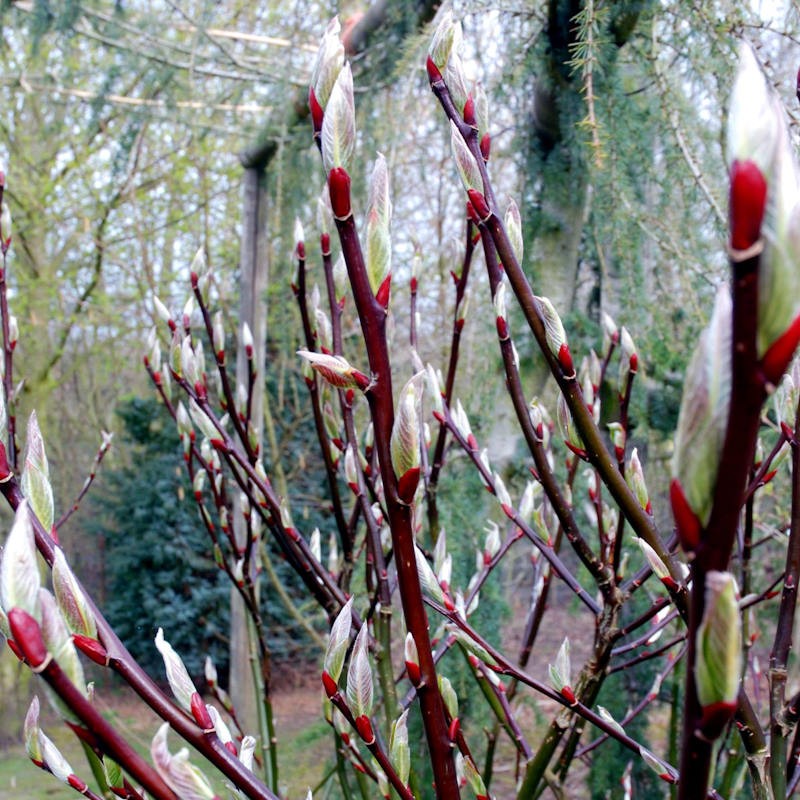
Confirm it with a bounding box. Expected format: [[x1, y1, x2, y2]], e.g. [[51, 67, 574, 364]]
[[0, 673, 332, 800]]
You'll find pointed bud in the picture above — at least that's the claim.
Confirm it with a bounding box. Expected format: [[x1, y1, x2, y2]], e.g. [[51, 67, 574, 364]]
[[462, 756, 488, 799], [391, 374, 423, 503], [346, 623, 373, 720], [538, 297, 572, 375], [415, 545, 445, 604], [297, 350, 369, 390], [549, 638, 572, 700], [52, 549, 96, 639], [450, 121, 483, 194], [695, 571, 742, 738], [151, 723, 216, 799], [626, 449, 650, 515], [21, 412, 54, 531], [638, 539, 674, 588], [672, 287, 731, 546], [428, 10, 461, 72], [484, 521, 501, 561], [727, 45, 779, 177], [366, 154, 392, 297], [318, 187, 334, 240], [310, 17, 344, 109], [505, 199, 523, 264], [1, 501, 41, 621], [39, 729, 75, 785], [24, 696, 43, 766], [294, 217, 305, 259], [400, 632, 421, 686], [154, 628, 199, 715], [390, 709, 410, 785], [473, 80, 489, 139], [557, 393, 584, 457], [321, 63, 355, 174], [0, 202, 11, 244], [323, 597, 353, 689], [7, 607, 48, 668]]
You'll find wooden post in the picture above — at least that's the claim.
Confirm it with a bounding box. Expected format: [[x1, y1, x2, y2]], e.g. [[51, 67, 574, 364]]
[[229, 163, 269, 735]]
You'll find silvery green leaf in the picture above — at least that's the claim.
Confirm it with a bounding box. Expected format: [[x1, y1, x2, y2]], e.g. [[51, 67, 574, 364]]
[[323, 597, 353, 683], [321, 63, 355, 174], [346, 623, 373, 718], [155, 628, 197, 713], [52, 548, 96, 638], [414, 546, 445, 604], [0, 501, 40, 619], [387, 721, 409, 784]]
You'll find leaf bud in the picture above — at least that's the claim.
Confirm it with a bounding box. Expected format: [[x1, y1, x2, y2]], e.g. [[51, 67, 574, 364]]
[[52, 549, 96, 639], [1, 501, 41, 621], [450, 120, 483, 195], [504, 198, 523, 264], [626, 448, 650, 515], [548, 638, 572, 702], [297, 350, 369, 390], [404, 632, 421, 686], [694, 571, 742, 739], [538, 297, 573, 376], [346, 623, 373, 720], [154, 628, 199, 715], [671, 287, 731, 551], [321, 63, 355, 175], [323, 597, 352, 690]]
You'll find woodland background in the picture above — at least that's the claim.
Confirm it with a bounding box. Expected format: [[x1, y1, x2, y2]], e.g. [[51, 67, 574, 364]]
[[0, 0, 796, 797]]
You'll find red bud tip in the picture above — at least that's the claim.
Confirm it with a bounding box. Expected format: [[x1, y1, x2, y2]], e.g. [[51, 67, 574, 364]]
[[762, 312, 800, 384], [322, 670, 338, 698], [329, 168, 352, 219], [309, 87, 324, 134], [7, 608, 48, 669], [225, 741, 238, 756], [661, 575, 679, 592], [340, 732, 350, 746], [466, 189, 490, 220], [496, 316, 508, 339], [463, 95, 476, 126], [614, 445, 624, 462], [7, 638, 23, 661], [321, 232, 330, 254], [558, 343, 574, 375], [659, 773, 677, 785], [455, 317, 465, 333], [629, 353, 638, 373], [468, 655, 480, 668], [670, 478, 702, 552], [480, 133, 491, 161], [405, 660, 421, 686], [426, 55, 443, 84], [781, 421, 795, 440], [0, 441, 11, 482], [73, 634, 109, 666], [501, 503, 514, 519], [297, 242, 305, 260], [698, 700, 737, 741], [466, 200, 480, 225], [564, 441, 588, 460], [467, 433, 478, 450], [67, 775, 87, 793], [354, 714, 375, 744], [410, 276, 418, 293], [375, 273, 392, 309], [448, 717, 460, 741], [397, 466, 420, 505], [191, 692, 214, 730], [560, 686, 576, 704], [763, 469, 778, 485], [450, 270, 459, 285], [729, 159, 767, 251], [190, 271, 199, 289]]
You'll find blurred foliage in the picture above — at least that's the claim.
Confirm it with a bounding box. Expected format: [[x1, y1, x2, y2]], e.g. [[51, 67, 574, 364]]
[[93, 396, 231, 681]]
